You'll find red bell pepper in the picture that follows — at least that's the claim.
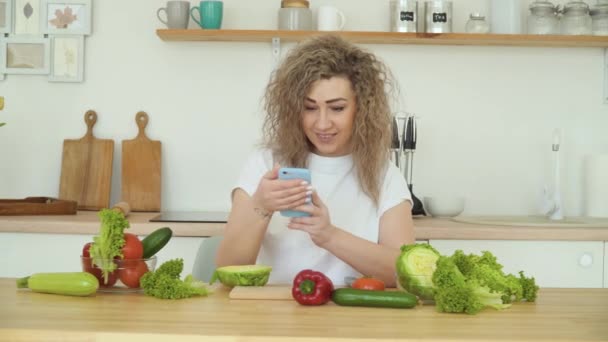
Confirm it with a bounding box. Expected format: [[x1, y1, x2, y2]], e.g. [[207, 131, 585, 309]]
[[292, 269, 334, 305]]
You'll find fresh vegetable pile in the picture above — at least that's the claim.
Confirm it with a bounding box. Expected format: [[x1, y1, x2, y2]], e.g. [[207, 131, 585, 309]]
[[290, 270, 417, 308], [140, 258, 210, 299], [82, 208, 173, 289], [396, 243, 539, 314], [88, 209, 131, 284]]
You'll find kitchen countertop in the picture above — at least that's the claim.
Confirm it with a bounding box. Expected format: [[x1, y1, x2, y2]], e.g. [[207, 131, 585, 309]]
[[1, 211, 608, 240], [1, 279, 607, 341]]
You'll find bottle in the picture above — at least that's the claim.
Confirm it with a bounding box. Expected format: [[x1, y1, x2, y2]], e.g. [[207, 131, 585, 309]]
[[490, 0, 522, 34], [561, 1, 592, 35], [278, 0, 312, 31], [591, 2, 608, 35], [528, 0, 559, 35], [465, 13, 490, 33]]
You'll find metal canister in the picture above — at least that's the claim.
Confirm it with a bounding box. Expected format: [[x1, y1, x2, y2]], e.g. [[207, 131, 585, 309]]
[[424, 0, 452, 33], [390, 0, 418, 32]]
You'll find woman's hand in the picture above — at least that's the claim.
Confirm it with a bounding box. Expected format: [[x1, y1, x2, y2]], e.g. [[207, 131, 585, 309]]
[[251, 164, 312, 216], [287, 191, 337, 247]]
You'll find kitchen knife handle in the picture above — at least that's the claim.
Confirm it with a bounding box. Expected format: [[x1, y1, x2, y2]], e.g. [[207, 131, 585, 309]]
[[112, 201, 131, 217]]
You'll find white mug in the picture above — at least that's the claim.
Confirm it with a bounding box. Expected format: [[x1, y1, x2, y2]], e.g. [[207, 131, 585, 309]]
[[317, 6, 346, 31]]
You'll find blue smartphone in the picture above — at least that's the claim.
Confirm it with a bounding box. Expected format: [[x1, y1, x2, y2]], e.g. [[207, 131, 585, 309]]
[[278, 167, 312, 217]]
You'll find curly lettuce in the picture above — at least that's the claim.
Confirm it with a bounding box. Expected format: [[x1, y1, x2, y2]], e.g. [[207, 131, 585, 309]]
[[89, 209, 129, 284]]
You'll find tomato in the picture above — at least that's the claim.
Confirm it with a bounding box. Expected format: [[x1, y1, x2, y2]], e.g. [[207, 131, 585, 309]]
[[351, 276, 386, 291], [82, 243, 118, 287], [121, 233, 144, 260], [82, 258, 118, 287], [119, 260, 149, 288], [82, 242, 92, 257]]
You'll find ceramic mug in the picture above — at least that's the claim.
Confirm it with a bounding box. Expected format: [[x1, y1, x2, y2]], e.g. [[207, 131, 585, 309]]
[[191, 1, 223, 29], [157, 1, 190, 29], [317, 5, 346, 31]]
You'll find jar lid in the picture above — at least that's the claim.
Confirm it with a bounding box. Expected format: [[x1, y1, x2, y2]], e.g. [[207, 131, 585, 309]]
[[529, 0, 556, 10], [281, 0, 310, 8], [563, 1, 590, 13], [469, 12, 486, 20]]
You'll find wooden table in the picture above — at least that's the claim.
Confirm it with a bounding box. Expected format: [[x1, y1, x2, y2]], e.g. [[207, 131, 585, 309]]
[[1, 279, 607, 341]]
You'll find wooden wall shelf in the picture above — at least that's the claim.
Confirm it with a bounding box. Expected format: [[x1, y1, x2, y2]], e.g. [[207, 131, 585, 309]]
[[156, 29, 608, 48]]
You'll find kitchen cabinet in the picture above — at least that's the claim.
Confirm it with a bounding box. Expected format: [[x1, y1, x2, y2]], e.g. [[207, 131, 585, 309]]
[[430, 240, 604, 288], [0, 232, 202, 278]]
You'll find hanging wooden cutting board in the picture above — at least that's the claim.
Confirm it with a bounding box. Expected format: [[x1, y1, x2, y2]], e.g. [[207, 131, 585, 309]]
[[121, 111, 161, 212], [59, 110, 114, 210]]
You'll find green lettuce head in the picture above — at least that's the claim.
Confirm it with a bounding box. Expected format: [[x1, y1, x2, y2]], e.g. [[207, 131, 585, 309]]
[[396, 243, 441, 300], [210, 265, 272, 287]]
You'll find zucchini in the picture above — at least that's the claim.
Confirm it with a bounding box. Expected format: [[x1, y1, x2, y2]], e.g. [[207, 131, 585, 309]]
[[16, 272, 99, 296], [142, 227, 173, 258], [332, 288, 418, 309]]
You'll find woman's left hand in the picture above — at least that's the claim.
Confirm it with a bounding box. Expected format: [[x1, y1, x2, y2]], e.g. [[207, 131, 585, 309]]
[[287, 191, 336, 247]]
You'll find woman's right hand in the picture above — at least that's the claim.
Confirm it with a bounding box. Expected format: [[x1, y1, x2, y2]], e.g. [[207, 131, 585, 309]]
[[251, 164, 312, 215]]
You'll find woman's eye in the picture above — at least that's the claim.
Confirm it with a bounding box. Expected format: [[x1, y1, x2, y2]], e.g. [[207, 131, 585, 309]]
[[331, 107, 345, 112], [304, 106, 317, 111]]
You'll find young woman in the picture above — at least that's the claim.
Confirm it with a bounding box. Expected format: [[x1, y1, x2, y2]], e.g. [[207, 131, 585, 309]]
[[215, 35, 414, 286]]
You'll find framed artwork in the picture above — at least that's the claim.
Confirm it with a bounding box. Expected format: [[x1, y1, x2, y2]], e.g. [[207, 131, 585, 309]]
[[1, 36, 50, 75], [0, 0, 12, 34], [0, 37, 4, 81], [41, 0, 91, 35], [49, 35, 83, 82], [14, 0, 40, 35]]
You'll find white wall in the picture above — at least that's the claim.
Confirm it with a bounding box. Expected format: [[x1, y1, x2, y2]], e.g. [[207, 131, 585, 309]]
[[1, 0, 607, 218]]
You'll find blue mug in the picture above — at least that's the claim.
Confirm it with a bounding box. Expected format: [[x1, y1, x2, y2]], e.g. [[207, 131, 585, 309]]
[[190, 1, 223, 29]]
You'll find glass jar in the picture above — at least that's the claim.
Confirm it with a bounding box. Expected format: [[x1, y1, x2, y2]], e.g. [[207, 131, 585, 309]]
[[465, 13, 490, 33], [560, 1, 593, 35], [590, 3, 608, 35], [527, 0, 559, 34], [278, 0, 312, 31]]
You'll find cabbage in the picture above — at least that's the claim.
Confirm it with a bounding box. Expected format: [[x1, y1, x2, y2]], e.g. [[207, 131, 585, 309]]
[[210, 265, 272, 287], [396, 244, 440, 300]]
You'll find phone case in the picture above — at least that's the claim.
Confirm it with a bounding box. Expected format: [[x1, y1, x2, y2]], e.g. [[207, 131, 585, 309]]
[[278, 167, 312, 217]]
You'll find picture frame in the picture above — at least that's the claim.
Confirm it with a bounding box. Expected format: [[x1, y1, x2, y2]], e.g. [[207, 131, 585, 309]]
[[0, 37, 4, 81], [1, 36, 50, 75], [40, 0, 91, 35], [0, 0, 12, 34], [14, 0, 40, 35], [49, 34, 83, 82]]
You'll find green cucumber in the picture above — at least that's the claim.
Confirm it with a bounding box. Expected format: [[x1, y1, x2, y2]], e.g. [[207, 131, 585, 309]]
[[16, 272, 99, 296], [142, 227, 173, 258], [332, 288, 418, 309]]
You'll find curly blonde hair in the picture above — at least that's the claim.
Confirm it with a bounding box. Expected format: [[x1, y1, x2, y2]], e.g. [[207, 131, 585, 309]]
[[262, 35, 395, 206]]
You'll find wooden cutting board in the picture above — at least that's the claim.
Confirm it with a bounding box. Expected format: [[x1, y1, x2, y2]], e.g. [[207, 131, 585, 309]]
[[0, 197, 77, 215], [229, 286, 294, 300], [121, 111, 161, 212], [59, 110, 114, 210]]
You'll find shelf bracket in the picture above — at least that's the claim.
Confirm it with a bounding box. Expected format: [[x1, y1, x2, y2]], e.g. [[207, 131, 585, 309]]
[[604, 48, 608, 104], [272, 37, 281, 68]]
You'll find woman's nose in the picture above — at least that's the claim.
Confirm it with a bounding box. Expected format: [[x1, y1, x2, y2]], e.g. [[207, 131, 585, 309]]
[[315, 109, 331, 130]]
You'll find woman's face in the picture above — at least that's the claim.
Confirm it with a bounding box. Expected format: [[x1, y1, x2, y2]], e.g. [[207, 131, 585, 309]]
[[301, 76, 357, 157]]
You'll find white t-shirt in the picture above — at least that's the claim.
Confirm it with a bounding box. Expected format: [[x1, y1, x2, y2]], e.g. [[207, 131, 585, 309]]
[[234, 148, 411, 285]]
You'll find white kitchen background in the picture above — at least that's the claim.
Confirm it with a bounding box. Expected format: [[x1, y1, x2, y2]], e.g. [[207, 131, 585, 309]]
[[0, 0, 607, 217]]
